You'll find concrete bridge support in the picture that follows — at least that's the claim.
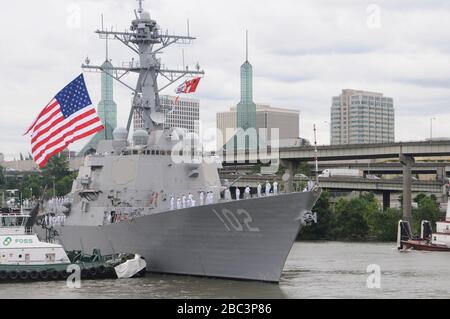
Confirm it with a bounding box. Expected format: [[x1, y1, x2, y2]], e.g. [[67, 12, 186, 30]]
[[382, 191, 391, 210], [437, 167, 446, 182], [281, 160, 298, 194], [400, 154, 415, 223]]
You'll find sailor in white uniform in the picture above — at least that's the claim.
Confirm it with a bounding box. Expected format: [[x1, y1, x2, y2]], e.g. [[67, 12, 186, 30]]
[[199, 192, 205, 206], [273, 181, 279, 195], [176, 197, 182, 210], [265, 181, 271, 196], [225, 188, 232, 201], [170, 196, 175, 210], [257, 183, 262, 198], [244, 186, 251, 199], [188, 193, 194, 207], [235, 188, 241, 200], [207, 192, 215, 204], [182, 195, 187, 209]]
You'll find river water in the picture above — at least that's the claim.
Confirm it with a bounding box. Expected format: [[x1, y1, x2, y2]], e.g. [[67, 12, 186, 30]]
[[1, 242, 450, 299]]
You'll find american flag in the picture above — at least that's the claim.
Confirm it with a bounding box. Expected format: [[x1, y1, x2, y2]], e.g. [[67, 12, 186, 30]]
[[24, 74, 104, 168]]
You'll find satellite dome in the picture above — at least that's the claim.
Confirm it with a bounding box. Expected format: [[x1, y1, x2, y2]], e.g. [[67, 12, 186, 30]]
[[133, 129, 149, 146], [141, 11, 151, 20], [113, 127, 128, 141]]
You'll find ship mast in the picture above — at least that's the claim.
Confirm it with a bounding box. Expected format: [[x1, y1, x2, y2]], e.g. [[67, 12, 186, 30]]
[[82, 0, 204, 136]]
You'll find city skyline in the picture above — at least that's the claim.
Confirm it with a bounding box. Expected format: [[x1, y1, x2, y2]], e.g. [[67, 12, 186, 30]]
[[1, 0, 450, 159]]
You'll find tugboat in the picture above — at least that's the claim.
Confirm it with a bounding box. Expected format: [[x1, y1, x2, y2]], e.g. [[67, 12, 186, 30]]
[[0, 209, 146, 282], [398, 187, 450, 252]]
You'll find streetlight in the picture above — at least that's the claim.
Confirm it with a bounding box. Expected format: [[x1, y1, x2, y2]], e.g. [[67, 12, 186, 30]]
[[430, 117, 436, 141]]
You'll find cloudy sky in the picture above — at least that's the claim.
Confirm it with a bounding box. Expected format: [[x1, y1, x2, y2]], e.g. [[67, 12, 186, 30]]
[[1, 0, 450, 160]]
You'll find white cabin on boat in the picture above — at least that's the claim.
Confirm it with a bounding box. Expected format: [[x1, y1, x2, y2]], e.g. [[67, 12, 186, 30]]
[[0, 213, 70, 265], [430, 194, 450, 246]]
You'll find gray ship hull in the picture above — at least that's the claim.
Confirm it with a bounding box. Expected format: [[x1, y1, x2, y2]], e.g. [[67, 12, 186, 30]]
[[55, 191, 319, 282]]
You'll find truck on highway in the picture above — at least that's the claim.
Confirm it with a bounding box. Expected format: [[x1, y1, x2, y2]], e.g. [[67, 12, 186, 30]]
[[319, 168, 363, 178]]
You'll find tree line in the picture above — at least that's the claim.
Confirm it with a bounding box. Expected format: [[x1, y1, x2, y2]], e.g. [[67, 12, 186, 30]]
[[299, 191, 442, 242], [0, 153, 76, 202]]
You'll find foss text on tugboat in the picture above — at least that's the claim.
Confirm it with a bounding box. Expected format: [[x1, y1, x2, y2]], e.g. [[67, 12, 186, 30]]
[[0, 207, 146, 282]]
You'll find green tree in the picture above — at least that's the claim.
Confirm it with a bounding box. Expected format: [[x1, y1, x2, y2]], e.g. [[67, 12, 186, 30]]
[[40, 153, 77, 197], [42, 153, 70, 183], [370, 208, 402, 241], [358, 192, 382, 236], [20, 174, 43, 198], [298, 191, 335, 240], [412, 196, 441, 234], [55, 173, 77, 196], [334, 198, 369, 240], [414, 193, 427, 203], [0, 165, 4, 187], [296, 162, 311, 177]]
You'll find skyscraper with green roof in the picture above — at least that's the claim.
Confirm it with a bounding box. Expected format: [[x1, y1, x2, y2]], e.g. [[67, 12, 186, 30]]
[[227, 31, 259, 151], [79, 58, 117, 156]]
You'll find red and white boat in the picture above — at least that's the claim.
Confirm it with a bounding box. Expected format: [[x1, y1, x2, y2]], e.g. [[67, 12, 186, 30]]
[[398, 190, 450, 252]]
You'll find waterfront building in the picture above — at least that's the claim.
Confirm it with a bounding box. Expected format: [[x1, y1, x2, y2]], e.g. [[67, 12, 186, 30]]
[[330, 89, 395, 145]]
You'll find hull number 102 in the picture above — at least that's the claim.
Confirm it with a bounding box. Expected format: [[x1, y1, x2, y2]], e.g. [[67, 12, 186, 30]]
[[213, 209, 260, 232]]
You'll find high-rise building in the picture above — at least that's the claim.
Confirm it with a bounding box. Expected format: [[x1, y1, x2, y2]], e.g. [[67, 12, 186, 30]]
[[222, 32, 273, 151], [217, 104, 300, 150], [79, 50, 117, 156], [237, 33, 256, 132], [133, 95, 199, 134], [330, 89, 395, 145]]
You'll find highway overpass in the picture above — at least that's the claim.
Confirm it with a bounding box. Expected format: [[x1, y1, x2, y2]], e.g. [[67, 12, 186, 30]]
[[226, 140, 450, 163], [221, 174, 444, 194], [221, 162, 450, 177]]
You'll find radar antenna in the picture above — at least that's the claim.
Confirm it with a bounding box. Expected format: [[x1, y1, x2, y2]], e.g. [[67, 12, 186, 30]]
[[82, 1, 204, 137], [137, 0, 144, 14]]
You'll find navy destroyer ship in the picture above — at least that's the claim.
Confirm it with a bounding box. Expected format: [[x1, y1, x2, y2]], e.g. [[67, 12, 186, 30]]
[[47, 1, 321, 282]]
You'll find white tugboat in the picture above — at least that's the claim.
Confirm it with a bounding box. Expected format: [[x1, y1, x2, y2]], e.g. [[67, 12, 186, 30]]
[[0, 211, 72, 281], [0, 209, 146, 281], [398, 186, 450, 251]]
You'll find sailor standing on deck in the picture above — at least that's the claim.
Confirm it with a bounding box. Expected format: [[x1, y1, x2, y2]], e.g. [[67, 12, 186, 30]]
[[265, 181, 271, 196], [188, 193, 194, 207], [244, 186, 251, 199], [170, 196, 175, 210], [182, 195, 187, 209], [224, 188, 232, 201], [257, 182, 262, 198], [273, 181, 279, 195], [176, 197, 182, 210], [199, 192, 205, 206], [235, 188, 241, 200], [207, 192, 214, 204]]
